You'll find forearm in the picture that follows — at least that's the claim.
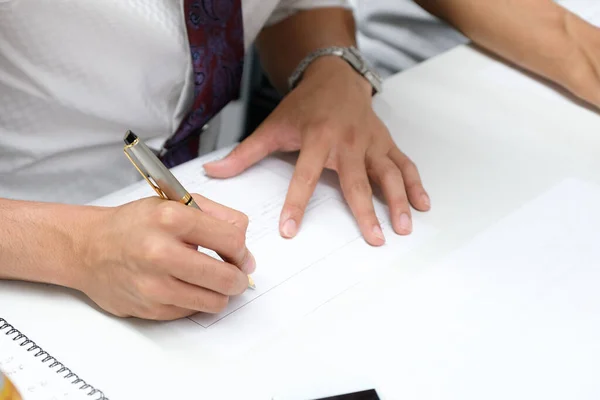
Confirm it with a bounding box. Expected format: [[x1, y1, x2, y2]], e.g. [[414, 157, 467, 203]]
[[0, 199, 104, 289], [256, 7, 359, 94], [417, 0, 600, 106]]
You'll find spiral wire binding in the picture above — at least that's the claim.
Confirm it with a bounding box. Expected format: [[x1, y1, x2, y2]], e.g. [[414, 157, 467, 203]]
[[0, 318, 107, 399]]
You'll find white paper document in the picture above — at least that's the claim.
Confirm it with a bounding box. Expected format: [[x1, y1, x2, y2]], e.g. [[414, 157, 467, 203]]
[[370, 177, 600, 399], [217, 177, 600, 400], [90, 149, 437, 357]]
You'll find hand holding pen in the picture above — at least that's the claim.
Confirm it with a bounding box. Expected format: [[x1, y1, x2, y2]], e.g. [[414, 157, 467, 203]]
[[72, 131, 256, 321], [123, 131, 255, 288]]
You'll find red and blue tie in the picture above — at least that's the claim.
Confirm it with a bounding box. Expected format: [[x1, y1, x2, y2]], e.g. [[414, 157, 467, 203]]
[[159, 0, 245, 168]]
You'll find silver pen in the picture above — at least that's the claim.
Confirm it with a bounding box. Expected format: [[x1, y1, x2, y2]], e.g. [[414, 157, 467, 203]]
[[123, 130, 200, 208], [123, 131, 255, 289]]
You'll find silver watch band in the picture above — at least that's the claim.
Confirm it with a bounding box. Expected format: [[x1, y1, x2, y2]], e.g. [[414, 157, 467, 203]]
[[287, 46, 383, 95]]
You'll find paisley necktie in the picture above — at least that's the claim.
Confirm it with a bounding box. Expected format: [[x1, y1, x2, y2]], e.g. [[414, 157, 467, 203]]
[[159, 0, 245, 168]]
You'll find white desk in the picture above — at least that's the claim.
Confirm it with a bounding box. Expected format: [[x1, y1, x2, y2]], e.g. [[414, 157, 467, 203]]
[[2, 43, 600, 399], [213, 45, 600, 399]]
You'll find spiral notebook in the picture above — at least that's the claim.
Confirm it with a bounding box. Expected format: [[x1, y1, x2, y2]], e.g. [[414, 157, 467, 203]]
[[0, 318, 107, 400]]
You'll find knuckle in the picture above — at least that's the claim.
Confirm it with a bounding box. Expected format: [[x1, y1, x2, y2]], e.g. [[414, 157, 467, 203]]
[[234, 212, 250, 231], [341, 130, 359, 148], [190, 295, 209, 312], [365, 157, 377, 176], [211, 294, 230, 313], [219, 269, 243, 295], [309, 120, 336, 138], [135, 278, 162, 300], [294, 168, 318, 188], [398, 156, 417, 172], [221, 272, 237, 294], [145, 309, 162, 321], [346, 179, 372, 196], [105, 305, 130, 318], [227, 229, 246, 254], [354, 204, 377, 219], [149, 306, 177, 321], [101, 302, 132, 318], [378, 162, 399, 181], [193, 293, 229, 314], [113, 311, 130, 318], [202, 262, 218, 281], [193, 262, 211, 284], [154, 202, 181, 230], [141, 237, 169, 266], [138, 304, 164, 320], [359, 214, 380, 228]]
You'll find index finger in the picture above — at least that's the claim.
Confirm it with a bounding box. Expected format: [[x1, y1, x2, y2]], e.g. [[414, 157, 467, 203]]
[[191, 194, 249, 231], [155, 202, 255, 274]]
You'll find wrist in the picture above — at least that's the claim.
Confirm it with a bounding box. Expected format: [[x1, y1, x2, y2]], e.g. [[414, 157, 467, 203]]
[[561, 12, 600, 106], [301, 55, 373, 98], [67, 205, 114, 292], [28, 204, 111, 292], [0, 201, 110, 290]]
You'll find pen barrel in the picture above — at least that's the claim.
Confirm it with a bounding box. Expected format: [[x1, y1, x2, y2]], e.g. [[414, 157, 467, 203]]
[[125, 139, 190, 203], [187, 197, 201, 210]]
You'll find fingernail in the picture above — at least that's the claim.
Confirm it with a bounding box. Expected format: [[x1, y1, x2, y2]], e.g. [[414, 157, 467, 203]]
[[399, 213, 412, 233], [372, 225, 385, 242], [281, 219, 298, 238], [242, 252, 256, 275], [421, 193, 431, 208]]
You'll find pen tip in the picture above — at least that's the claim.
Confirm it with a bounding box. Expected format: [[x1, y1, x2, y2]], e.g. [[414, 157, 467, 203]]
[[124, 130, 138, 145], [248, 276, 256, 290]]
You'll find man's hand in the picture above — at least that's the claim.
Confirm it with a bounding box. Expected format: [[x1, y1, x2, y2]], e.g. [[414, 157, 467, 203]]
[[562, 11, 600, 109], [204, 57, 431, 246], [80, 194, 255, 320], [416, 0, 600, 109]]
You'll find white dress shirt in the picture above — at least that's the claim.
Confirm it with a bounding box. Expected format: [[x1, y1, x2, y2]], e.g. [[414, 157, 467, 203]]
[[0, 0, 349, 204], [355, 0, 467, 77]]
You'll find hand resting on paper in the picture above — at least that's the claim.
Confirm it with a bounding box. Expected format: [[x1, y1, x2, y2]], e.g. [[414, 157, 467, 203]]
[[204, 57, 432, 247], [0, 194, 255, 321]]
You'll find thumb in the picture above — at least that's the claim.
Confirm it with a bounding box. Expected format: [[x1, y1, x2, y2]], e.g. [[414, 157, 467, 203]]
[[203, 129, 277, 178]]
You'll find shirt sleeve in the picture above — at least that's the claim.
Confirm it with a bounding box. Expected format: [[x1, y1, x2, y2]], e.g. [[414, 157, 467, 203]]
[[266, 0, 352, 26]]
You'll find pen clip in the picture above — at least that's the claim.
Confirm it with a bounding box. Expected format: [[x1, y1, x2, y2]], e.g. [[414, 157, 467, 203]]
[[123, 147, 168, 199]]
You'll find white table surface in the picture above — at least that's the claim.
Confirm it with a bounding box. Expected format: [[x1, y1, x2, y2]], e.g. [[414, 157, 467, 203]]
[[221, 44, 600, 400], [2, 43, 600, 399]]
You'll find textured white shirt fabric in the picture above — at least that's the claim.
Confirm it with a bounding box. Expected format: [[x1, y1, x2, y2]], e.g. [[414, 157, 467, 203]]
[[355, 0, 467, 77], [0, 0, 349, 204]]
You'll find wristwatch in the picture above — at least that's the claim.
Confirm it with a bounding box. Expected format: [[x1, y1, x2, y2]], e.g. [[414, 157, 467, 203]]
[[288, 46, 383, 95]]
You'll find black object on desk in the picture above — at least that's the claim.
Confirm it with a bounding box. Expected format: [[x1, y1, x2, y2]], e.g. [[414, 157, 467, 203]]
[[311, 389, 381, 400]]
